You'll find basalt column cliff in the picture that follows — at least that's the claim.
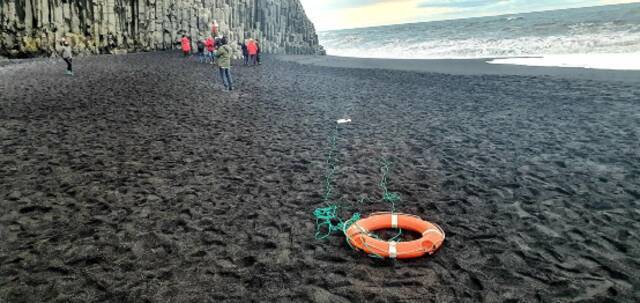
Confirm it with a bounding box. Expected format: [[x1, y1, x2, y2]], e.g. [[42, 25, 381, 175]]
[[0, 0, 324, 57]]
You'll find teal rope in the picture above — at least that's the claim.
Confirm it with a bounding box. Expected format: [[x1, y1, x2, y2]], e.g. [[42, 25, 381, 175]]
[[379, 159, 403, 243], [314, 205, 361, 240], [379, 159, 401, 212], [321, 125, 339, 204], [313, 125, 405, 255], [315, 124, 352, 240]]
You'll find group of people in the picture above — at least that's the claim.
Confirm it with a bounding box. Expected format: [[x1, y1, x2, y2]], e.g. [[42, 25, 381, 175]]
[[57, 18, 262, 92], [179, 20, 221, 60], [239, 39, 261, 66], [180, 34, 264, 91], [197, 37, 217, 63], [180, 34, 233, 91], [181, 35, 218, 63]]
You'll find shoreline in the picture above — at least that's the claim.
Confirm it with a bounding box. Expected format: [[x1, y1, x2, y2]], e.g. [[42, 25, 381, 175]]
[[6, 52, 640, 84], [279, 55, 640, 83]]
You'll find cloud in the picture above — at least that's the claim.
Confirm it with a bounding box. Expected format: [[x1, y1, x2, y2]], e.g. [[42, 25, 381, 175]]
[[315, 0, 455, 30], [301, 0, 416, 30], [418, 0, 507, 8], [305, 0, 417, 9], [301, 0, 640, 30], [600, 0, 640, 3]]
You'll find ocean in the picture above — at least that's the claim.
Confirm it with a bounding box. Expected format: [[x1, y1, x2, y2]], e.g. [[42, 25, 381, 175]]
[[318, 3, 640, 70]]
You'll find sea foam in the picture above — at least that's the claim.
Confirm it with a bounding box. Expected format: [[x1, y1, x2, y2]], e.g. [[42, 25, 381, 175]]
[[319, 4, 640, 71]]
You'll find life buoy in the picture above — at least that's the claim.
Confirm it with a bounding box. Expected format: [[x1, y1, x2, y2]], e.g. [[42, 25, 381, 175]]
[[345, 212, 445, 259]]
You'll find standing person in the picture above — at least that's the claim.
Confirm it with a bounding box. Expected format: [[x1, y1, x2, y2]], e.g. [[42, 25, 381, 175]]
[[215, 36, 233, 91], [181, 35, 191, 57], [211, 20, 219, 37], [106, 32, 116, 53], [214, 37, 222, 63], [239, 41, 249, 66], [255, 40, 262, 65], [205, 36, 215, 63], [59, 38, 73, 75], [196, 39, 205, 62], [247, 39, 258, 66]]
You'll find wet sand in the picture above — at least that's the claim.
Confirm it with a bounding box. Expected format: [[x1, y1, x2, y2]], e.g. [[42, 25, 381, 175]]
[[280, 55, 640, 84], [1, 52, 639, 302]]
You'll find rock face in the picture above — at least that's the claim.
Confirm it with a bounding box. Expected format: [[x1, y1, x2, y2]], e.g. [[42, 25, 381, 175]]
[[0, 0, 324, 58]]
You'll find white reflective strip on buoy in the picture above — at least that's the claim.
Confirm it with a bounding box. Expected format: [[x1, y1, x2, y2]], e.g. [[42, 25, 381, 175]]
[[422, 228, 441, 236], [354, 223, 369, 235], [391, 214, 398, 228], [389, 241, 397, 259]]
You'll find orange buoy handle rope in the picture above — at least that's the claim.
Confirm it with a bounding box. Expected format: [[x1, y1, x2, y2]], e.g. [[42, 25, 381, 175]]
[[345, 212, 445, 259]]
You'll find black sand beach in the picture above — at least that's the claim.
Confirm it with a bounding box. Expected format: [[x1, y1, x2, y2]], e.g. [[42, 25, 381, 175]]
[[1, 52, 640, 302]]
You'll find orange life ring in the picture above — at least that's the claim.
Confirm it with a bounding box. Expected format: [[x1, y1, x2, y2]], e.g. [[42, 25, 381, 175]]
[[345, 212, 445, 259]]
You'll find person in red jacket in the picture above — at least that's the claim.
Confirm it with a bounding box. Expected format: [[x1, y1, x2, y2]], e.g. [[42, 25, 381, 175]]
[[181, 35, 191, 57], [205, 36, 215, 63], [247, 39, 258, 66]]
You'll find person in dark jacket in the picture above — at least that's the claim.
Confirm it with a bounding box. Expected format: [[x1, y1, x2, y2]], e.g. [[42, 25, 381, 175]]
[[58, 38, 73, 75], [240, 41, 249, 66], [256, 40, 261, 65], [197, 39, 206, 62]]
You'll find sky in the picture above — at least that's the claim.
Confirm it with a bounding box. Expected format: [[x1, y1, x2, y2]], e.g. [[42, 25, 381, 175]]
[[299, 0, 640, 31]]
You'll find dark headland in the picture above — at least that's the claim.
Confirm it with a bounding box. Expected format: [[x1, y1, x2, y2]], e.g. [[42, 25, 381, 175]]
[[1, 52, 640, 302]]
